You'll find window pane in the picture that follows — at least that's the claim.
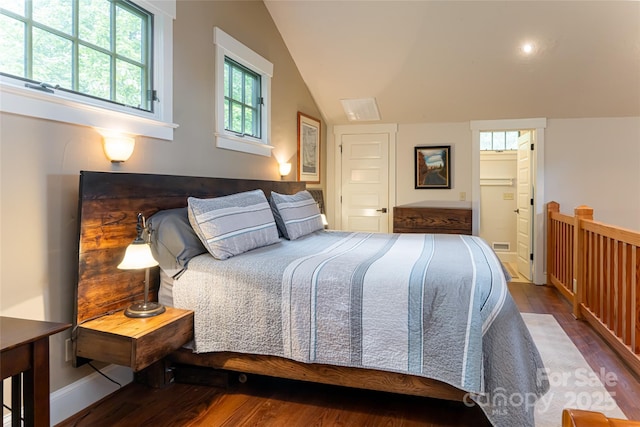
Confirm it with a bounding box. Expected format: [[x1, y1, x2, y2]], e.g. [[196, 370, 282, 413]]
[[32, 28, 72, 87], [480, 132, 492, 150], [493, 132, 506, 150], [230, 102, 242, 133], [224, 99, 230, 129], [244, 108, 254, 136], [0, 15, 25, 77], [79, 46, 111, 100], [116, 59, 143, 107], [224, 61, 230, 97], [506, 131, 519, 150], [251, 107, 260, 137], [244, 75, 255, 106], [33, 0, 72, 35], [231, 66, 242, 101], [116, 5, 143, 62], [2, 0, 25, 16], [79, 0, 111, 50]]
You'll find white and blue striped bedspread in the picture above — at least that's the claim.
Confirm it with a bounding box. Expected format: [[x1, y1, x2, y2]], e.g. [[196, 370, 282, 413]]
[[171, 230, 548, 427], [281, 232, 506, 392]]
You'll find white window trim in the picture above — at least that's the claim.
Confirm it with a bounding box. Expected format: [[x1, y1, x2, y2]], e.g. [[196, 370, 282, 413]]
[[0, 0, 178, 141], [213, 27, 274, 157]]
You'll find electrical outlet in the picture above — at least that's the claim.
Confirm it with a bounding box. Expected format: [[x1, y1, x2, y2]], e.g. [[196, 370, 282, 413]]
[[65, 338, 73, 362], [459, 192, 466, 201]]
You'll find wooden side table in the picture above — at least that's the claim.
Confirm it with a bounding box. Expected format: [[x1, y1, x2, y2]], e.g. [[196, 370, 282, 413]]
[[75, 306, 193, 372], [1, 316, 71, 427]]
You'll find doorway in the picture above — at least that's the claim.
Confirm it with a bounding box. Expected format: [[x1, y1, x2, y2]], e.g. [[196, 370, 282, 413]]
[[478, 130, 533, 281], [471, 118, 547, 285]]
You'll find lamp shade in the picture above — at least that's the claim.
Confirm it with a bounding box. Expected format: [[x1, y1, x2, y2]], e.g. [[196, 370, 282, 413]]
[[117, 242, 158, 270], [279, 162, 292, 177], [103, 135, 135, 162]]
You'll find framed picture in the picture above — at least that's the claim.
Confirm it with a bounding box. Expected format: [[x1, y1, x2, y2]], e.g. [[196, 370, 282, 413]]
[[297, 112, 321, 183], [414, 145, 451, 189]]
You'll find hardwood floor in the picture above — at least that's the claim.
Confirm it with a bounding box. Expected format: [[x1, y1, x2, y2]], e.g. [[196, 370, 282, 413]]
[[510, 282, 640, 421], [56, 283, 640, 427]]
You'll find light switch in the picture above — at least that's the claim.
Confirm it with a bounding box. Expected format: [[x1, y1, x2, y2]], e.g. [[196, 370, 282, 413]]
[[503, 193, 514, 200]]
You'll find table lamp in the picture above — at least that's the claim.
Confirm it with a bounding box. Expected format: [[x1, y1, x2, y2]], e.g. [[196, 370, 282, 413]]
[[118, 213, 165, 318]]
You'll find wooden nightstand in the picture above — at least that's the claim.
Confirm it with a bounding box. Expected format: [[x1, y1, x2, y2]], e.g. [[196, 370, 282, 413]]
[[75, 306, 193, 372]]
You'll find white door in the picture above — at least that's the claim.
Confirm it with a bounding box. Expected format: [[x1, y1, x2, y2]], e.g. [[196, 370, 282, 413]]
[[516, 131, 533, 280], [340, 133, 389, 232]]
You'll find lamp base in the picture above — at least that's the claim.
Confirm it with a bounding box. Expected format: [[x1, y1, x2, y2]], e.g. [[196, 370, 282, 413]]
[[124, 302, 166, 318]]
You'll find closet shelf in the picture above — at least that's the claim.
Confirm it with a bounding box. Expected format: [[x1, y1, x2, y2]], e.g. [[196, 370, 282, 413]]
[[480, 178, 514, 186]]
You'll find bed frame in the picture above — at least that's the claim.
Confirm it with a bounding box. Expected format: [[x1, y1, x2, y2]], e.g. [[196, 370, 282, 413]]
[[74, 171, 466, 402]]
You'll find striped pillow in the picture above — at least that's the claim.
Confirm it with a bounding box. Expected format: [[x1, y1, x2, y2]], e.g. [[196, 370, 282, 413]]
[[187, 190, 279, 260], [270, 190, 323, 240]]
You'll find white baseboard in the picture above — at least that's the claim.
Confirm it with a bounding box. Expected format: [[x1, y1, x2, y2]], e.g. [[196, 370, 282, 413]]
[[3, 364, 133, 427], [495, 251, 517, 263]]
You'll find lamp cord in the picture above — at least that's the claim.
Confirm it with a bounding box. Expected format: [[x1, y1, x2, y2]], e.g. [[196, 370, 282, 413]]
[[88, 362, 122, 388]]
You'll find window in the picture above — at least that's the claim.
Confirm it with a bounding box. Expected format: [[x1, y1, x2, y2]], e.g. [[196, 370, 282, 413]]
[[224, 58, 261, 139], [480, 131, 519, 151], [0, 0, 176, 140], [1, 0, 152, 110], [214, 27, 273, 157]]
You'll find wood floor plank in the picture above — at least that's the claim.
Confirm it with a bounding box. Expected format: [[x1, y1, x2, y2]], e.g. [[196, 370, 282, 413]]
[[512, 283, 640, 421], [56, 283, 640, 426], [190, 391, 259, 426]]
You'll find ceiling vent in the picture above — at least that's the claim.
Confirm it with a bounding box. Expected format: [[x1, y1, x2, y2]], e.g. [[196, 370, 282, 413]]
[[340, 98, 380, 122]]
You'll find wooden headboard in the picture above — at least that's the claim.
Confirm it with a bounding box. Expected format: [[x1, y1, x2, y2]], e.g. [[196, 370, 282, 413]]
[[75, 171, 306, 326]]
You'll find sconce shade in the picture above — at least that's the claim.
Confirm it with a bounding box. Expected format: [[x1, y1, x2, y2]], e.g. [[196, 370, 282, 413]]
[[321, 213, 329, 227], [103, 135, 135, 162], [279, 162, 292, 178], [117, 241, 158, 270]]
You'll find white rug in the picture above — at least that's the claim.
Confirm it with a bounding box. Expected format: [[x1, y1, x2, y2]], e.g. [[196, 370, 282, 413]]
[[521, 313, 627, 427]]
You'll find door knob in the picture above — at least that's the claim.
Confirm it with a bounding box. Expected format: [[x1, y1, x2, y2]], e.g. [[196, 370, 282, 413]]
[[514, 208, 520, 214], [376, 208, 388, 213]]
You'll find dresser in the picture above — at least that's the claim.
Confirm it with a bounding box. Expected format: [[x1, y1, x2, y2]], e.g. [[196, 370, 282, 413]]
[[393, 205, 472, 235]]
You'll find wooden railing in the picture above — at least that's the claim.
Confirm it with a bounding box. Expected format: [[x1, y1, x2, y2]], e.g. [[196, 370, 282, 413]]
[[547, 202, 640, 377], [547, 202, 577, 302]]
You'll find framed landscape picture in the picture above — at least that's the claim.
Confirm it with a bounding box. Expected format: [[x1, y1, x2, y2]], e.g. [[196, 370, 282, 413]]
[[414, 145, 451, 189], [297, 112, 321, 183]]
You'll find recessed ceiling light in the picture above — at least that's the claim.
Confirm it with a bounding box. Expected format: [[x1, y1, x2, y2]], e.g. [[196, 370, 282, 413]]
[[340, 98, 381, 122], [522, 43, 534, 54]]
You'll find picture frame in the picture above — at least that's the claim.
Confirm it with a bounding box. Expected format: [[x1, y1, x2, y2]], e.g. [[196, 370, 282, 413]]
[[414, 145, 451, 189], [297, 112, 321, 183]]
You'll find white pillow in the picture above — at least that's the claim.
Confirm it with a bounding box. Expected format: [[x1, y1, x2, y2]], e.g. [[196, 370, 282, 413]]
[[187, 189, 279, 260]]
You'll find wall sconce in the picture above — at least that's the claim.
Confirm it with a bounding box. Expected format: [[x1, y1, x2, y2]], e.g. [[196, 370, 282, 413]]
[[279, 162, 292, 180], [321, 213, 329, 229], [117, 213, 164, 318], [103, 134, 135, 163]]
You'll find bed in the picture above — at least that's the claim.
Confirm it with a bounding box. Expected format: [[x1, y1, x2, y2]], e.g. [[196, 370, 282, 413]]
[[74, 171, 549, 427]]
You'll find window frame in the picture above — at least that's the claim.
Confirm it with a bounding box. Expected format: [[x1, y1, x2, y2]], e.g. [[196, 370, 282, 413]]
[[0, 0, 176, 141], [214, 27, 273, 157], [224, 57, 262, 139], [479, 130, 520, 151]]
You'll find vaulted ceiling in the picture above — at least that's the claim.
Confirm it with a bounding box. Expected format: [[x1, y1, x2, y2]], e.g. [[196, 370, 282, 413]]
[[264, 1, 640, 126]]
